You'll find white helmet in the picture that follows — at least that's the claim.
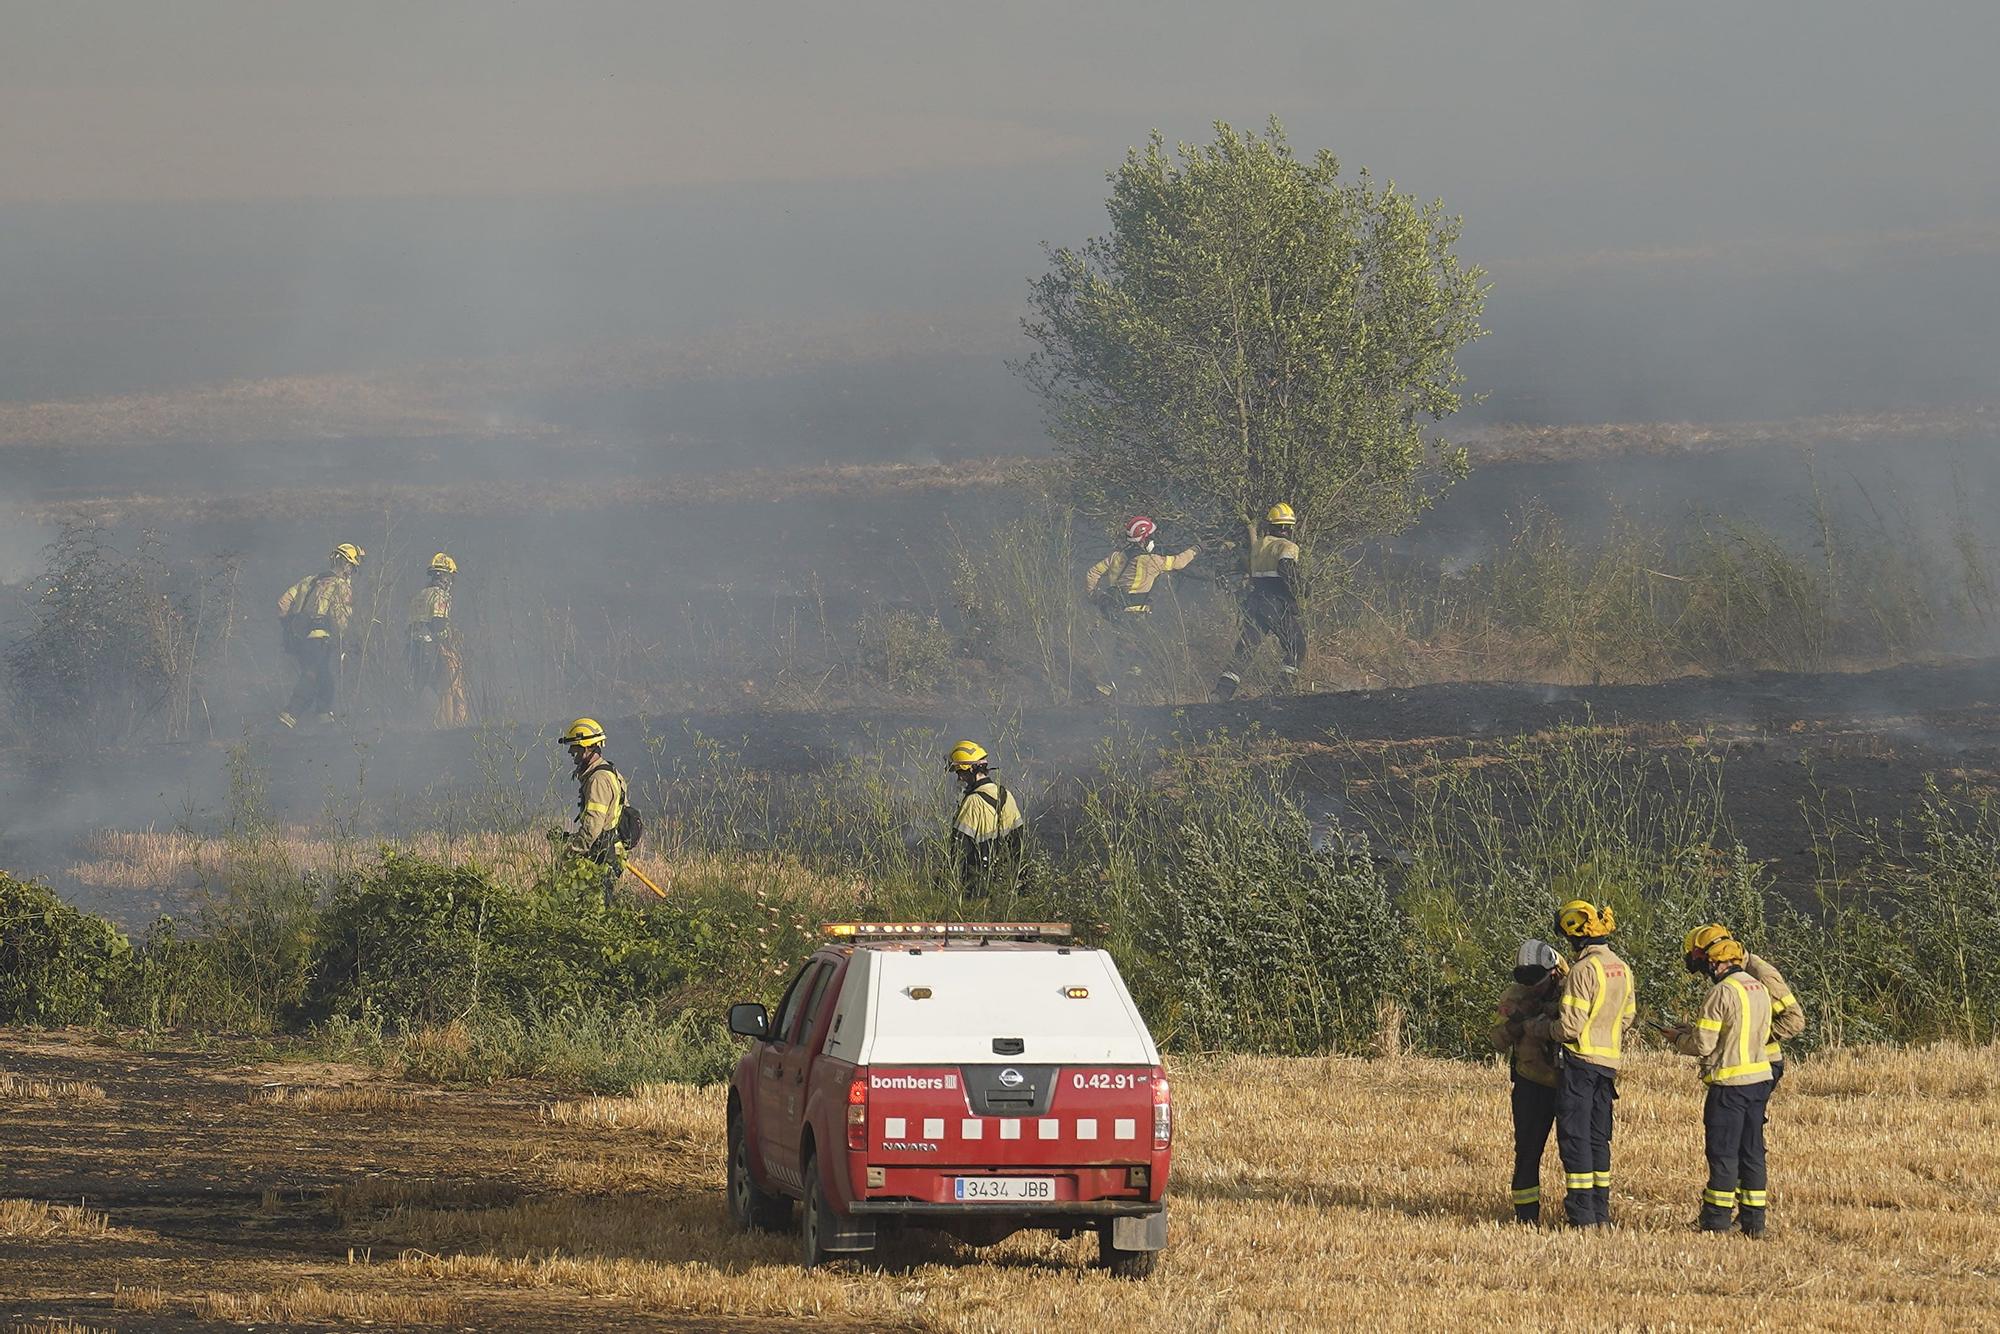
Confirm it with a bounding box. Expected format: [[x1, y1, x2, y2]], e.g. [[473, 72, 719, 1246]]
[[1515, 939, 1562, 974]]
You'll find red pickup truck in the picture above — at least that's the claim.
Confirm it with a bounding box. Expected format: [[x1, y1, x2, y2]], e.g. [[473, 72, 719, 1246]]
[[724, 922, 1172, 1274]]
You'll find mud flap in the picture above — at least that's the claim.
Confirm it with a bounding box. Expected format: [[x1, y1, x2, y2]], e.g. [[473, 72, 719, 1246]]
[[1111, 1207, 1168, 1252], [823, 1209, 877, 1252]]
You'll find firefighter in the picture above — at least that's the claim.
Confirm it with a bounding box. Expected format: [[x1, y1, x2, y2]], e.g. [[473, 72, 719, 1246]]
[[1683, 923, 1805, 1086], [555, 717, 628, 904], [1084, 516, 1199, 696], [408, 552, 466, 728], [1491, 939, 1566, 1224], [1670, 937, 1775, 1236], [1525, 899, 1636, 1228], [1212, 503, 1308, 701], [946, 740, 1024, 897], [276, 542, 363, 728]]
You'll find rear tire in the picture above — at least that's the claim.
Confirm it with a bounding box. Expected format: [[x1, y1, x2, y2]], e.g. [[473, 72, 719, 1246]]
[[1098, 1224, 1159, 1279], [800, 1152, 836, 1269], [727, 1117, 789, 1232]]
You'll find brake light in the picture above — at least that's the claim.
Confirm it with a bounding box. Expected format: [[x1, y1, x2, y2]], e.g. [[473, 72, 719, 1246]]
[[1151, 1068, 1172, 1149], [846, 1073, 868, 1151]]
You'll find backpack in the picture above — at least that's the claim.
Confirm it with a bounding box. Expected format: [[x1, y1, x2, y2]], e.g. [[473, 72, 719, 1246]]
[[616, 804, 644, 851]]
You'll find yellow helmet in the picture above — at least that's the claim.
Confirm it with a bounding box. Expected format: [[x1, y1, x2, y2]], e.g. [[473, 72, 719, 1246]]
[[1682, 923, 1733, 956], [331, 542, 365, 567], [1266, 503, 1297, 526], [556, 717, 607, 749], [1555, 899, 1616, 940], [946, 740, 989, 773], [429, 552, 457, 575], [1703, 938, 1747, 968]]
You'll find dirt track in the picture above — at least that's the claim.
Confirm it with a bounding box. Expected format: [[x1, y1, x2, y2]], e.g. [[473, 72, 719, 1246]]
[[0, 1033, 858, 1332]]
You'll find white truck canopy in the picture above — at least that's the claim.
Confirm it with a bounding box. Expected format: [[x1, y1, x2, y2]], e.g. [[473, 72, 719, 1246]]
[[825, 946, 1161, 1067]]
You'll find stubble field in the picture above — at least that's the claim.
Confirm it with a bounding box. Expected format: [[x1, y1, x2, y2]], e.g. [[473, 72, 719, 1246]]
[[3, 1034, 1996, 1332]]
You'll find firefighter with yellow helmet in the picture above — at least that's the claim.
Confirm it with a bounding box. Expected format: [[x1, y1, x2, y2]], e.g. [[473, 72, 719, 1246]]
[[556, 717, 630, 903], [408, 552, 466, 728], [1524, 900, 1636, 1228], [1683, 923, 1805, 1085], [1670, 936, 1775, 1235], [1084, 516, 1199, 697], [945, 740, 1024, 896], [276, 542, 364, 728], [1213, 503, 1308, 701]]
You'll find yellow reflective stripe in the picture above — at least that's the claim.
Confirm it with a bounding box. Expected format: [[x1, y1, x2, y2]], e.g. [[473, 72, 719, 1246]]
[[583, 802, 610, 814], [1593, 1171, 1612, 1188], [1770, 995, 1791, 1014], [1564, 955, 1623, 1057], [1695, 1018, 1724, 1031], [1563, 1173, 1594, 1189], [1708, 1060, 1773, 1082], [1724, 975, 1760, 1074], [1511, 1186, 1540, 1204], [1702, 1188, 1738, 1207], [1739, 1190, 1768, 1207]]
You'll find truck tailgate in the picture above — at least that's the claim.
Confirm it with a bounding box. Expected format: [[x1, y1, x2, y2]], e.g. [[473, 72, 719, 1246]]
[[867, 1064, 1158, 1166]]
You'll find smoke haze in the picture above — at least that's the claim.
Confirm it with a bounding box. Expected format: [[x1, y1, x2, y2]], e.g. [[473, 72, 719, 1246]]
[[4, 1, 2000, 912], [2, 0, 1996, 419]]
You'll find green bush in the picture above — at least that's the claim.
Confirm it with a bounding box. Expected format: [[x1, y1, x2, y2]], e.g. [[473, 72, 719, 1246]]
[[1139, 810, 1401, 1053], [0, 873, 132, 1025], [307, 854, 675, 1027]]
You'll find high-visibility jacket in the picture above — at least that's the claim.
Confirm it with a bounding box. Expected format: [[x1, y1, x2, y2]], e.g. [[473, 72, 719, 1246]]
[[408, 582, 451, 628], [1490, 979, 1563, 1088], [1087, 545, 1198, 609], [953, 780, 1024, 845], [1535, 943, 1636, 1071], [1246, 523, 1301, 597], [571, 757, 628, 859], [1745, 951, 1805, 1060], [278, 570, 353, 641], [1677, 967, 1774, 1086]]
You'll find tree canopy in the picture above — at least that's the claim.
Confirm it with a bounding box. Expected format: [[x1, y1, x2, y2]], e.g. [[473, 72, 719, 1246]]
[[1016, 118, 1488, 550]]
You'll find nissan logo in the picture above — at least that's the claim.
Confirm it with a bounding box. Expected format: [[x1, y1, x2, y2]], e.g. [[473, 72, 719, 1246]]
[[998, 1068, 1025, 1089]]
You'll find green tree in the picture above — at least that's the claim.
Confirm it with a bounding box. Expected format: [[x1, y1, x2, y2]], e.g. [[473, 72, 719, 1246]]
[[1017, 118, 1487, 549]]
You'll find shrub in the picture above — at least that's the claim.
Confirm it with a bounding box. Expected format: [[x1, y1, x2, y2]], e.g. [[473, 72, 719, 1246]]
[[4, 524, 232, 743], [306, 854, 673, 1027], [857, 607, 955, 694], [0, 873, 132, 1025], [1140, 810, 1402, 1053]]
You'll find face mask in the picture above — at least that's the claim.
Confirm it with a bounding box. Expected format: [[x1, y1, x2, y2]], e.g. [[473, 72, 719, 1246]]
[[1512, 966, 1549, 986]]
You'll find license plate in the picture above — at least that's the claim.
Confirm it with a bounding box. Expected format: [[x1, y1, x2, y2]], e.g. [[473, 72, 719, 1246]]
[[953, 1176, 1056, 1202]]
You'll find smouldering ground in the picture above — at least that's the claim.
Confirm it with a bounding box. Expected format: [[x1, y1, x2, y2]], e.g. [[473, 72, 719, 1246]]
[[3, 1033, 1997, 1331]]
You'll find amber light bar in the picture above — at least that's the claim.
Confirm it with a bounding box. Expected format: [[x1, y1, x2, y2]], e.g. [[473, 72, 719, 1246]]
[[820, 921, 1073, 941]]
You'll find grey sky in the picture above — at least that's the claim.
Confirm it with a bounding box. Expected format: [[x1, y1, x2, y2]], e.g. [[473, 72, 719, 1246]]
[[2, 1, 1997, 417]]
